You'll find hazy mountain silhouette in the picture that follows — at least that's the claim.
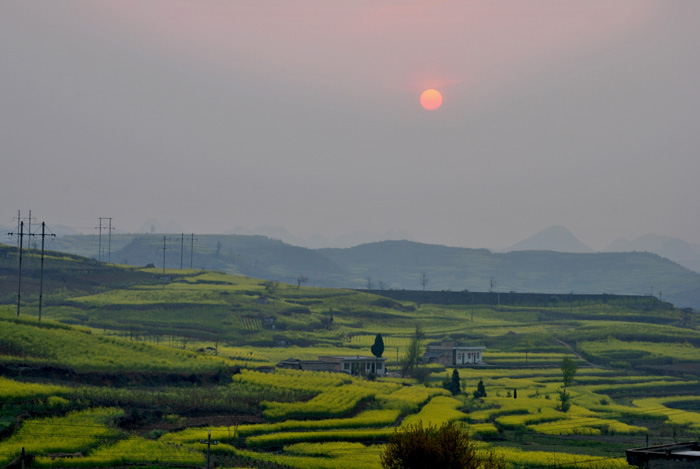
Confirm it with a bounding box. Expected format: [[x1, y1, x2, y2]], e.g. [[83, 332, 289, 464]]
[[135, 218, 185, 234], [605, 234, 700, 273], [38, 234, 700, 309], [226, 225, 413, 249], [321, 240, 700, 308], [505, 226, 593, 253]]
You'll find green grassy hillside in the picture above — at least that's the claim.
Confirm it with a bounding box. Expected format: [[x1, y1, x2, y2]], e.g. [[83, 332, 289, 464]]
[[2, 248, 700, 468], [1, 244, 696, 373], [49, 234, 346, 284]]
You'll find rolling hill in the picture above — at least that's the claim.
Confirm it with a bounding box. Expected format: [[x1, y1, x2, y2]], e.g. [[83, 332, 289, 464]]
[[2, 243, 700, 469], [43, 234, 700, 309], [320, 241, 700, 308], [605, 233, 700, 273]]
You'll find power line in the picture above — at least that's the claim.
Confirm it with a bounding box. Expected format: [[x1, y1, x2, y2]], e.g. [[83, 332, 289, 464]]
[[174, 233, 191, 270], [7, 221, 32, 317], [34, 222, 56, 322], [7, 219, 57, 320], [190, 233, 198, 269], [11, 210, 36, 265], [95, 218, 114, 262], [158, 235, 175, 289], [173, 233, 198, 269]]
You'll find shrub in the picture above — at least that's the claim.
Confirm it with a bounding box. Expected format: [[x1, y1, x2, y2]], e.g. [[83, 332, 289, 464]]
[[380, 421, 505, 469], [412, 367, 432, 384], [443, 369, 461, 396], [473, 380, 486, 399]]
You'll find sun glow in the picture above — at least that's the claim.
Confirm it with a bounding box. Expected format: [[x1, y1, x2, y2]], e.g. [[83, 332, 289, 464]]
[[420, 89, 443, 110]]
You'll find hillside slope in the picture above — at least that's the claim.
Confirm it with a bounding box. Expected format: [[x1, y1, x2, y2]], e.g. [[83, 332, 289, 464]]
[[38, 235, 700, 309], [115, 234, 348, 286], [321, 241, 700, 309], [605, 234, 700, 273]]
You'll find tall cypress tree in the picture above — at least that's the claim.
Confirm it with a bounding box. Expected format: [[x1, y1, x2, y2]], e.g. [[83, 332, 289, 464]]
[[443, 369, 461, 395], [371, 333, 385, 375], [450, 369, 461, 395]]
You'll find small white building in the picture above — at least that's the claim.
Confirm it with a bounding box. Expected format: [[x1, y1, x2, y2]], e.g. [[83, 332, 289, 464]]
[[423, 342, 485, 366], [319, 355, 387, 376], [278, 355, 387, 376]]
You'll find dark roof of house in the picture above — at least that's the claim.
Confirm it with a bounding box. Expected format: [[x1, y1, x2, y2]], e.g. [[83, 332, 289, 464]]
[[627, 442, 700, 466]]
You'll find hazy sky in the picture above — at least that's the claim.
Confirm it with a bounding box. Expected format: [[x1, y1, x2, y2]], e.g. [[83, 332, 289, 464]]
[[2, 1, 699, 250]]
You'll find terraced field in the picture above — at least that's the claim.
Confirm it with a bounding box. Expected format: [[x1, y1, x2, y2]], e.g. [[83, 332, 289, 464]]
[[1, 249, 699, 467]]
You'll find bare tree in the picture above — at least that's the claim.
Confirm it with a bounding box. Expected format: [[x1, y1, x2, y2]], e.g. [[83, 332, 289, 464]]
[[419, 272, 430, 291], [263, 280, 280, 312], [489, 276, 497, 293], [366, 277, 373, 289], [296, 274, 309, 290], [377, 280, 387, 290], [401, 324, 425, 377]]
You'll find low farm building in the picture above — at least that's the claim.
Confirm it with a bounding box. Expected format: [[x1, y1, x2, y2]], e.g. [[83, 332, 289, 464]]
[[627, 442, 700, 467], [422, 342, 485, 366], [278, 355, 387, 376]]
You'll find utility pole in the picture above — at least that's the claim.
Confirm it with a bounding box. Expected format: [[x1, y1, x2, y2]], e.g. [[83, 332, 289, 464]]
[[178, 233, 184, 269], [15, 210, 20, 264], [27, 210, 32, 251], [96, 217, 113, 262], [161, 236, 167, 288], [173, 233, 197, 269], [199, 430, 218, 469], [8, 222, 32, 317], [158, 236, 174, 289], [36, 222, 56, 322], [107, 218, 113, 263], [15, 221, 24, 317], [171, 233, 201, 270], [96, 218, 103, 261], [207, 430, 212, 469], [13, 210, 35, 264], [190, 233, 198, 269]]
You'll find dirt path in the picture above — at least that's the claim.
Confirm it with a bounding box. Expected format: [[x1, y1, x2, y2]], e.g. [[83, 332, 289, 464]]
[[555, 337, 603, 369]]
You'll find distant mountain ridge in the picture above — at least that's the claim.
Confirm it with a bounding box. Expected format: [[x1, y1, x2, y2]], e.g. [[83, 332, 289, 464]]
[[505, 225, 593, 253], [320, 240, 700, 308], [605, 234, 700, 273], [135, 218, 185, 234], [226, 225, 414, 249], [45, 234, 700, 309]]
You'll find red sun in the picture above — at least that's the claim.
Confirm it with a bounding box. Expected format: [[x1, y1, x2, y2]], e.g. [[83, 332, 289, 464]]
[[420, 89, 443, 110]]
